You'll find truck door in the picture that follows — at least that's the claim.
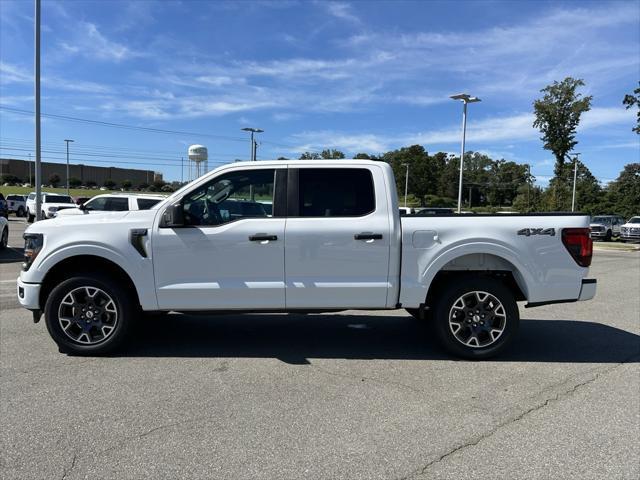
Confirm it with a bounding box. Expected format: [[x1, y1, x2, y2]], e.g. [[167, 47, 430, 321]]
[[152, 168, 286, 310], [284, 166, 392, 309]]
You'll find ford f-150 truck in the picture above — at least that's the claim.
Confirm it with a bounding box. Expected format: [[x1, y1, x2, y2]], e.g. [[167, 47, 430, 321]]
[[16, 160, 596, 358]]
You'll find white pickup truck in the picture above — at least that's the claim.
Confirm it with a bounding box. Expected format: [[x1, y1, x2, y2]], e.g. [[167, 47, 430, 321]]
[[17, 160, 596, 358]]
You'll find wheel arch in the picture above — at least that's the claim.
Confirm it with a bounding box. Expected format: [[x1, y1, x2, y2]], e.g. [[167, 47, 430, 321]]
[[39, 255, 141, 310], [422, 246, 532, 309]]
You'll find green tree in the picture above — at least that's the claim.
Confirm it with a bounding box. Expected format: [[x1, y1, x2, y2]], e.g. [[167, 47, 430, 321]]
[[299, 152, 320, 159], [85, 180, 97, 188], [354, 153, 371, 159], [103, 179, 116, 189], [68, 177, 82, 188], [622, 82, 640, 134], [606, 163, 640, 218], [533, 77, 592, 209], [48, 173, 61, 187], [122, 179, 133, 190], [382, 145, 445, 205], [320, 149, 345, 159]]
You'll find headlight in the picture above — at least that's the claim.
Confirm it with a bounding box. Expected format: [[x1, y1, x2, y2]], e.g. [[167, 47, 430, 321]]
[[23, 233, 44, 271], [48, 206, 58, 212]]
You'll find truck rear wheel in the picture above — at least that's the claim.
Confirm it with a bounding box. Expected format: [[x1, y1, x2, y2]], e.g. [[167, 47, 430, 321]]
[[432, 276, 519, 359], [44, 274, 134, 355]]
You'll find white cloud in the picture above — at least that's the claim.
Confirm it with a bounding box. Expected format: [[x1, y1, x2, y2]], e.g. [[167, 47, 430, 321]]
[[288, 106, 635, 155], [0, 62, 31, 84], [58, 22, 140, 62], [323, 2, 361, 24], [291, 130, 390, 153]]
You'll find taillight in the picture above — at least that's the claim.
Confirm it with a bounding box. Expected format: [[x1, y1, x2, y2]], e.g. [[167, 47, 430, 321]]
[[562, 228, 592, 267]]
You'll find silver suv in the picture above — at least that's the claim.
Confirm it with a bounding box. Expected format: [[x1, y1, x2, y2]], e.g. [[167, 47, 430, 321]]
[[589, 215, 625, 241]]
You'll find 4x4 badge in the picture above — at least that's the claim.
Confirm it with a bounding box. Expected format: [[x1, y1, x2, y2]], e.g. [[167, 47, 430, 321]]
[[517, 228, 556, 237]]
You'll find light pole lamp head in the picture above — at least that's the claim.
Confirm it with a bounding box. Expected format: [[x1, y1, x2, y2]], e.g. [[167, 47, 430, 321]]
[[449, 93, 481, 103], [64, 139, 74, 143], [241, 127, 264, 133]]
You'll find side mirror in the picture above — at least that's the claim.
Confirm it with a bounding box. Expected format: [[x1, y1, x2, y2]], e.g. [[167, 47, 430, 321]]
[[161, 202, 185, 228]]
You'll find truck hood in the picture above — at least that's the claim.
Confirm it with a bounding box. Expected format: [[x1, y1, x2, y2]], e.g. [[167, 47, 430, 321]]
[[25, 209, 156, 235]]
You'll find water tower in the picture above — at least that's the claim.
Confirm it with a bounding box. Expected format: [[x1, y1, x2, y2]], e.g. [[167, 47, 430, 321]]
[[188, 144, 208, 180]]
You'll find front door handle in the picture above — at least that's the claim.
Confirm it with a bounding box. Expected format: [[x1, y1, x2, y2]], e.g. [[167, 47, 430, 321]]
[[249, 234, 278, 241], [354, 232, 383, 240]]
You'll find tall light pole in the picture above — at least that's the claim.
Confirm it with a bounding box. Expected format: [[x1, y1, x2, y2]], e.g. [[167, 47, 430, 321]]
[[241, 127, 264, 161], [64, 139, 74, 194], [402, 163, 409, 207], [34, 0, 42, 221], [450, 93, 481, 213], [570, 152, 581, 212]]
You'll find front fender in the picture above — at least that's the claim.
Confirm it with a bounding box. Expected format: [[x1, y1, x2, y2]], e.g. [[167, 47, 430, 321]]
[[26, 242, 158, 310]]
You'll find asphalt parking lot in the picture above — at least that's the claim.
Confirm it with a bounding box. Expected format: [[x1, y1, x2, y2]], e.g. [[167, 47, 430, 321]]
[[1, 217, 639, 480]]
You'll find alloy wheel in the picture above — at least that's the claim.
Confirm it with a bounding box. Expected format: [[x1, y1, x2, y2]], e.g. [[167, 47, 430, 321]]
[[57, 286, 118, 345], [448, 290, 507, 348]]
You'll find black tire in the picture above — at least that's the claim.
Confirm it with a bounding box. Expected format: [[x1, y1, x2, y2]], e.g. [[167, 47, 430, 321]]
[[44, 274, 134, 355], [432, 276, 519, 360], [0, 226, 7, 250], [27, 211, 34, 223], [17, 206, 25, 217], [605, 230, 612, 241]]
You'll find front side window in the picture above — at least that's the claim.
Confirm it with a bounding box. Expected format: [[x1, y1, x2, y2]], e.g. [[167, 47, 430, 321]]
[[297, 168, 375, 217], [183, 169, 275, 226], [85, 197, 128, 211], [85, 197, 108, 211]]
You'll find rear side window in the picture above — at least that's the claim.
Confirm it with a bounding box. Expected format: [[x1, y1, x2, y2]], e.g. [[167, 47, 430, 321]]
[[297, 168, 375, 217], [137, 198, 161, 210]]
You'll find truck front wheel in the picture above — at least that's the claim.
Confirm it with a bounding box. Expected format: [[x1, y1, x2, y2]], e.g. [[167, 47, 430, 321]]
[[432, 276, 519, 359], [44, 275, 134, 355]]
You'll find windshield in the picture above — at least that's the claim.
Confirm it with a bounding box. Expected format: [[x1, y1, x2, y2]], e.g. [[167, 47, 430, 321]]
[[628, 217, 640, 224], [591, 216, 610, 224], [45, 195, 73, 203]]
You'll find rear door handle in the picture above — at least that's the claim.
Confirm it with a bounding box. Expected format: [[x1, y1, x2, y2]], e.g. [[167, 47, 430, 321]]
[[354, 232, 383, 240], [249, 234, 278, 241]]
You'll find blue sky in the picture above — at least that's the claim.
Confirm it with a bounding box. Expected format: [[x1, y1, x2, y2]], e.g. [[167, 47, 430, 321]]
[[1, 0, 639, 184]]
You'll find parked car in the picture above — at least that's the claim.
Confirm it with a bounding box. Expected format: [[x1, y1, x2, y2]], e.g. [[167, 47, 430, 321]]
[[0, 215, 8, 249], [6, 194, 26, 217], [620, 216, 640, 242], [399, 207, 415, 215], [41, 194, 76, 219], [0, 193, 8, 219], [589, 214, 625, 241], [18, 160, 597, 359], [55, 193, 165, 217], [414, 207, 455, 216]]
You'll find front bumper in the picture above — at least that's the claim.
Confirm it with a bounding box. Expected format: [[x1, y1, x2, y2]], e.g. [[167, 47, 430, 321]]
[[17, 277, 41, 310]]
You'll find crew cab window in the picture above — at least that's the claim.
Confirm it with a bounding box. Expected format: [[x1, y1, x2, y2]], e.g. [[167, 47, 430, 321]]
[[183, 169, 274, 226], [137, 198, 161, 210], [85, 197, 129, 211], [297, 168, 375, 217]]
